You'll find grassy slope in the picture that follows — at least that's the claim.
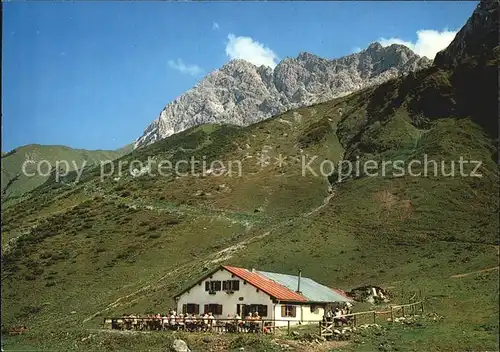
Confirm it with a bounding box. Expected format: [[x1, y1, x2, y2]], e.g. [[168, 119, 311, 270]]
[[1, 41, 498, 352], [1, 144, 133, 203]]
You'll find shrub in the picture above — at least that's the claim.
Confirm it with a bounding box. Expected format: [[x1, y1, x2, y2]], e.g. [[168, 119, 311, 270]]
[[32, 267, 44, 276], [39, 252, 52, 259], [20, 305, 42, 315]]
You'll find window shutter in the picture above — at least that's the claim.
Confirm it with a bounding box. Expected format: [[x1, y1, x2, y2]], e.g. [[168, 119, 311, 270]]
[[205, 281, 210, 291], [233, 280, 240, 291], [222, 280, 228, 291], [182, 304, 187, 314], [204, 304, 209, 314], [195, 304, 200, 314], [281, 305, 286, 317], [215, 281, 222, 291], [218, 304, 223, 315], [291, 306, 296, 317]]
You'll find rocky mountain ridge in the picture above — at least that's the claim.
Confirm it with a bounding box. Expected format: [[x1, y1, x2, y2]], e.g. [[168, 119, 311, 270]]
[[135, 42, 431, 148], [434, 0, 498, 68]]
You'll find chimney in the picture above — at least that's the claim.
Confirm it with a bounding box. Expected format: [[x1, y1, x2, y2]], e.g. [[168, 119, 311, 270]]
[[296, 269, 302, 293]]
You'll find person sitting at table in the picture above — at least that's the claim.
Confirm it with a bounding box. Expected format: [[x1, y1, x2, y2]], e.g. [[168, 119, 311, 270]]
[[234, 313, 241, 322], [333, 308, 343, 326], [184, 314, 194, 331], [263, 320, 273, 334], [326, 309, 333, 322], [207, 312, 215, 331], [251, 312, 261, 333], [177, 313, 185, 330], [161, 314, 169, 330], [243, 313, 250, 331], [186, 314, 196, 331], [232, 313, 242, 331], [336, 307, 349, 326], [202, 312, 210, 331], [244, 313, 254, 332], [169, 311, 176, 329], [224, 314, 233, 332]]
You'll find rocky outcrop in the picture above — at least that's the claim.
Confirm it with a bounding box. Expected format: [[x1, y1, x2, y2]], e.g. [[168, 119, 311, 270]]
[[434, 0, 499, 68], [135, 43, 431, 148], [171, 339, 191, 352]]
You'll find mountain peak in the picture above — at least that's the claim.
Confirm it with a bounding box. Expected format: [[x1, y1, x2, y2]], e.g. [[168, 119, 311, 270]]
[[134, 42, 430, 148], [221, 59, 257, 70], [296, 52, 321, 61], [367, 42, 383, 51]]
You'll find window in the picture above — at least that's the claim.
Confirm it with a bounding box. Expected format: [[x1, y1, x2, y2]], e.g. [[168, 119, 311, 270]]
[[281, 305, 296, 317], [205, 280, 222, 292], [204, 304, 223, 315], [310, 305, 320, 314], [249, 304, 268, 317], [182, 304, 199, 314], [237, 304, 268, 317], [222, 280, 240, 291]]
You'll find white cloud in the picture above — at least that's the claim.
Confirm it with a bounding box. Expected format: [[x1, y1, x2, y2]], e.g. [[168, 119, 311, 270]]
[[379, 29, 457, 59], [351, 47, 362, 54], [168, 59, 203, 76], [225, 33, 279, 69], [212, 22, 220, 30]]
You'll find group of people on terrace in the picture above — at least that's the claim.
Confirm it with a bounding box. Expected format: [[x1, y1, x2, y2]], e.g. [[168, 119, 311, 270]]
[[111, 310, 269, 333], [323, 303, 353, 326]]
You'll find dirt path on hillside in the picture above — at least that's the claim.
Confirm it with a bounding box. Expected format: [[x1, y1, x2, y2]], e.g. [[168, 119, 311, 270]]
[[305, 184, 336, 217], [306, 191, 335, 216], [81, 231, 271, 324], [449, 266, 499, 279]]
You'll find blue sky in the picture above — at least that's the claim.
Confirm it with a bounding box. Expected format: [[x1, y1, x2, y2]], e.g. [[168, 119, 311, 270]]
[[2, 1, 477, 152]]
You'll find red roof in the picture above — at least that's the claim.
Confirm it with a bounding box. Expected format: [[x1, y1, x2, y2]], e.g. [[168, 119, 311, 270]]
[[222, 265, 307, 302]]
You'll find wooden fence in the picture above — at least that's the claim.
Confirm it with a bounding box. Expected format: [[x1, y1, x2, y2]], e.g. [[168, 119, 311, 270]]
[[319, 301, 424, 338], [103, 301, 425, 338], [103, 317, 321, 335]]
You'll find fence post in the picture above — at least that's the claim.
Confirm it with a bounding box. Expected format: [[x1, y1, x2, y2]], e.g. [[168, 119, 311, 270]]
[[421, 301, 424, 314], [319, 321, 322, 336], [287, 321, 290, 335], [373, 311, 376, 324], [354, 315, 357, 327], [402, 306, 405, 317]]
